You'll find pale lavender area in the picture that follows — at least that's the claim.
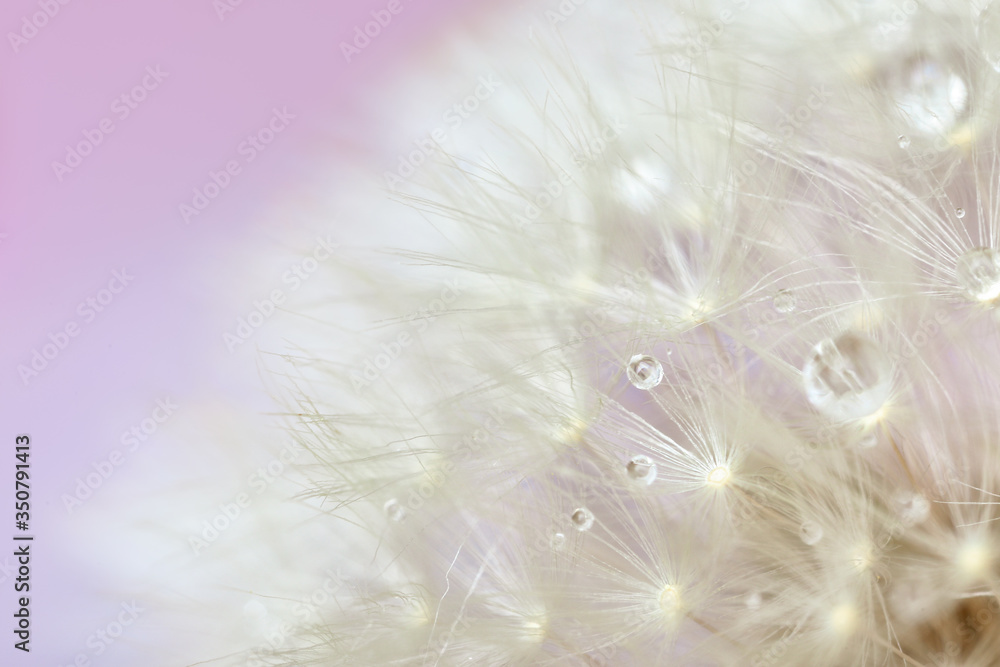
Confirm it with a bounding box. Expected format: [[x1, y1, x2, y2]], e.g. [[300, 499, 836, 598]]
[[0, 0, 520, 664]]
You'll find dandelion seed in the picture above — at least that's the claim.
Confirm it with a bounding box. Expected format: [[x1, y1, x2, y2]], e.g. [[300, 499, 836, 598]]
[[706, 465, 731, 487]]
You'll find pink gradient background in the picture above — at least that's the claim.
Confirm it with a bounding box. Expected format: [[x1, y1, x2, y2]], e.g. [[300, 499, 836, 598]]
[[0, 0, 518, 664]]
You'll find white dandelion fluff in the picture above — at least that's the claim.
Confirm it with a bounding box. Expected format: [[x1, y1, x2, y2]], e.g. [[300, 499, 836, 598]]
[[212, 0, 1000, 665]]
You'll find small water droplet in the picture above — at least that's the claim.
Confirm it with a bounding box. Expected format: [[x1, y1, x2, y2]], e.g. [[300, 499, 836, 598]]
[[956, 247, 1000, 302], [799, 520, 824, 545], [627, 354, 663, 390], [773, 289, 797, 313], [897, 134, 911, 149], [978, 2, 1000, 72], [956, 207, 966, 219], [894, 492, 930, 526], [626, 454, 657, 485], [384, 499, 405, 522], [892, 58, 968, 135], [802, 332, 893, 421], [571, 507, 594, 531], [745, 592, 763, 611], [549, 532, 566, 549]]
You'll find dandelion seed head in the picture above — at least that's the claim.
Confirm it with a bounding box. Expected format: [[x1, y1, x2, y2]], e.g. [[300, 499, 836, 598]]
[[658, 585, 682, 618], [706, 465, 731, 487], [956, 540, 992, 579]]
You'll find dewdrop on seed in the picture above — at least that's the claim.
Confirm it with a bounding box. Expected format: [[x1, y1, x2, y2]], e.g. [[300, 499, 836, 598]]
[[956, 247, 1000, 302], [627, 354, 663, 390], [802, 331, 892, 421], [773, 289, 796, 313], [571, 507, 595, 531], [892, 58, 968, 135], [799, 520, 824, 545], [626, 454, 657, 485]]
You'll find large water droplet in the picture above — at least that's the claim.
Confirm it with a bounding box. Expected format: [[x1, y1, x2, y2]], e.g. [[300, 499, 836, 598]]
[[773, 289, 796, 313], [627, 354, 663, 390], [659, 585, 682, 615], [803, 332, 892, 421], [892, 59, 968, 135], [626, 454, 657, 485], [978, 2, 1000, 72], [571, 507, 595, 531], [956, 247, 1000, 302], [799, 520, 824, 545]]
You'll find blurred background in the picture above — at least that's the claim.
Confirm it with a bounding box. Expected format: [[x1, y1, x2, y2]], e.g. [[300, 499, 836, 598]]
[[0, 0, 534, 664]]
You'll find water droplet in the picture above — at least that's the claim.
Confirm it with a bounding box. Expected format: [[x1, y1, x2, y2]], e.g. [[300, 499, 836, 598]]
[[802, 331, 892, 421], [956, 207, 966, 219], [773, 289, 796, 313], [978, 2, 1000, 72], [799, 520, 824, 545], [745, 592, 763, 611], [897, 134, 911, 149], [571, 507, 594, 531], [626, 454, 657, 485], [892, 58, 968, 135], [893, 492, 930, 526], [956, 248, 1000, 302], [384, 499, 405, 522], [627, 354, 663, 390], [858, 431, 878, 449], [549, 532, 566, 550]]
